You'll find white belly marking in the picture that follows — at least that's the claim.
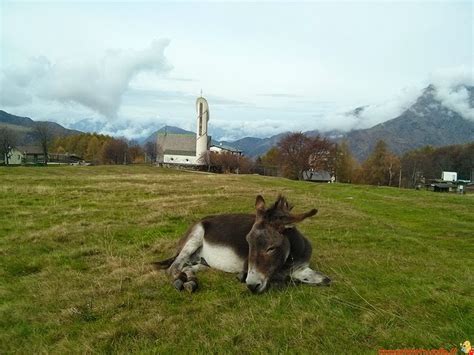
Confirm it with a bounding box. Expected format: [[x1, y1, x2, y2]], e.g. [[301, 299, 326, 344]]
[[201, 240, 244, 273]]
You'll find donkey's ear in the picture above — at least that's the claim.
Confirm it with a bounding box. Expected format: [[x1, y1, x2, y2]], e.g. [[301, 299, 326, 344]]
[[255, 195, 266, 212], [281, 208, 318, 225]]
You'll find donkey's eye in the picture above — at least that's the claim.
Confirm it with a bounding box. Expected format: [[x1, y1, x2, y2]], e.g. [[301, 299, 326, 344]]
[[266, 246, 276, 253]]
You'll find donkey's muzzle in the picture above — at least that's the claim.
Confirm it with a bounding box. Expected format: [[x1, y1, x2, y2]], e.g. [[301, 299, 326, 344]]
[[247, 282, 263, 294]]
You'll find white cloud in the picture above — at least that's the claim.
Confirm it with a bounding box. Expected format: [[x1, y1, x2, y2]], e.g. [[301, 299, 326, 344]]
[[430, 66, 473, 88], [431, 66, 473, 121], [212, 118, 296, 141], [311, 85, 423, 133], [1, 39, 172, 118]]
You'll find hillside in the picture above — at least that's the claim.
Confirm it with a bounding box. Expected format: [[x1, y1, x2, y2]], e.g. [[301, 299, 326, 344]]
[[217, 132, 289, 158], [0, 110, 81, 144], [0, 166, 472, 353], [345, 85, 474, 160]]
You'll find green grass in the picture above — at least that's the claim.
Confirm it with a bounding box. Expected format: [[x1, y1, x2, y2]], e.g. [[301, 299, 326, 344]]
[[0, 165, 472, 353]]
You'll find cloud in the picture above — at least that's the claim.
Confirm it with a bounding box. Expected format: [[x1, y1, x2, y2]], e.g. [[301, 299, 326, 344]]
[[0, 39, 172, 117], [311, 85, 423, 133], [257, 93, 304, 98], [430, 66, 473, 121], [430, 66, 473, 88], [0, 56, 50, 106], [206, 95, 249, 107], [212, 118, 298, 141]]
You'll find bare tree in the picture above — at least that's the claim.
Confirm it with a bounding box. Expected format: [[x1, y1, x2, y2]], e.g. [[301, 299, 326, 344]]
[[144, 141, 158, 163], [34, 122, 53, 164], [101, 138, 129, 164], [0, 127, 18, 165]]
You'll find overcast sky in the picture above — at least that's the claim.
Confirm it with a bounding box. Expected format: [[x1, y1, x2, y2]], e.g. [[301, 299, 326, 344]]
[[0, 0, 472, 140]]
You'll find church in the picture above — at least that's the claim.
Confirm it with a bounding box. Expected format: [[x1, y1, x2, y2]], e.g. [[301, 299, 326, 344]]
[[156, 96, 211, 166]]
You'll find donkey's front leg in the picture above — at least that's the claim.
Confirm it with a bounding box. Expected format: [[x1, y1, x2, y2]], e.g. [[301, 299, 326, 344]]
[[237, 259, 248, 283], [181, 264, 208, 292], [168, 223, 205, 291], [290, 265, 331, 286]]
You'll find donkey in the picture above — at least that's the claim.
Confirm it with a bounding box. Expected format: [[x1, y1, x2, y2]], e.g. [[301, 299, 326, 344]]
[[153, 195, 331, 293]]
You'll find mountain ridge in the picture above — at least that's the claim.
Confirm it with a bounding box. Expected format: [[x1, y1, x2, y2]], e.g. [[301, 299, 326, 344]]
[[2, 84, 473, 159], [0, 110, 82, 145]]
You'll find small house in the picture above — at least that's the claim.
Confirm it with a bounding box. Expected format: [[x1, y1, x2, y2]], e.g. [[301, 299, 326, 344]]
[[302, 170, 333, 183], [210, 143, 243, 156], [17, 146, 47, 164], [1, 147, 24, 165]]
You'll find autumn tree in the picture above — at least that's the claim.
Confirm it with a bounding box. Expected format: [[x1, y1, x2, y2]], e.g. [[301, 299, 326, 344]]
[[85, 136, 101, 163], [0, 127, 18, 165], [208, 152, 253, 174], [360, 140, 400, 186], [52, 133, 114, 164], [334, 141, 357, 183], [34, 122, 53, 164], [260, 147, 280, 167], [277, 132, 334, 180], [129, 143, 145, 163], [258, 147, 281, 176]]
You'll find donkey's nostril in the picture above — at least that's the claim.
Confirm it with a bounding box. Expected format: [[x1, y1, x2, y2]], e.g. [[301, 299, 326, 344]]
[[247, 283, 261, 293]]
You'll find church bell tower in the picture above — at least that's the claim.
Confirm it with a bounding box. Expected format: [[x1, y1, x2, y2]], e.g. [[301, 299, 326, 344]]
[[196, 95, 210, 163]]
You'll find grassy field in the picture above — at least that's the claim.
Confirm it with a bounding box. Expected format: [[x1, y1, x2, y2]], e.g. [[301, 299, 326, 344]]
[[0, 165, 473, 354]]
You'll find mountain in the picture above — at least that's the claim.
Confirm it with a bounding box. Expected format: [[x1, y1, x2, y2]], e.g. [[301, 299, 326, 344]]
[[219, 84, 474, 160], [217, 132, 290, 158], [344, 85, 474, 160], [0, 110, 82, 145], [68, 118, 109, 133], [142, 125, 195, 144]]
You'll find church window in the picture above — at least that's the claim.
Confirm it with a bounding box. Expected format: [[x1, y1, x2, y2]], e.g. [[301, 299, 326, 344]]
[[199, 102, 203, 136]]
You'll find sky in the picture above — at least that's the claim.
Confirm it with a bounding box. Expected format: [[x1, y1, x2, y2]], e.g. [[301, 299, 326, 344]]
[[0, 0, 473, 140]]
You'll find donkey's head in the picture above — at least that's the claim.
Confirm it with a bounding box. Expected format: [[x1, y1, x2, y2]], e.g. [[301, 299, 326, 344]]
[[245, 195, 317, 293]]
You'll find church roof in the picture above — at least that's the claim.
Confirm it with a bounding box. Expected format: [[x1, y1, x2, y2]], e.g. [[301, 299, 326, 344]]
[[157, 133, 196, 156]]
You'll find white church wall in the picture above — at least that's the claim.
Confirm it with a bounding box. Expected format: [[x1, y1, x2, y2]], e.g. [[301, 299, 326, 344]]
[[163, 154, 198, 165]]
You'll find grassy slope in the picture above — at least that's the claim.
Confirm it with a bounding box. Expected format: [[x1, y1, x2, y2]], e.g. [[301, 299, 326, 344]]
[[0, 122, 32, 134], [0, 166, 472, 353]]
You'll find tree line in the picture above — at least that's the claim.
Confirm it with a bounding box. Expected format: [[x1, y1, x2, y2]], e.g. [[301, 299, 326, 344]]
[[199, 151, 254, 174], [0, 125, 158, 165], [2, 125, 472, 188], [259, 132, 473, 187], [51, 134, 158, 164]]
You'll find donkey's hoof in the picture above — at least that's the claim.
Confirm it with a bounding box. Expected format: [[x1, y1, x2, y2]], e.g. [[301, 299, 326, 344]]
[[183, 280, 198, 293], [173, 279, 184, 291]]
